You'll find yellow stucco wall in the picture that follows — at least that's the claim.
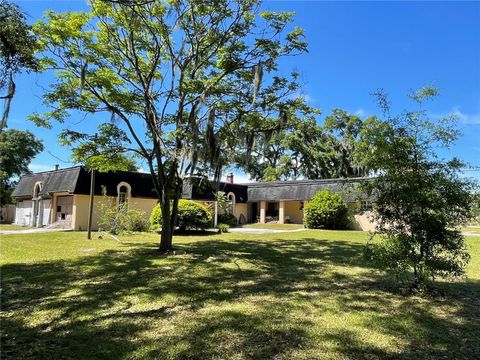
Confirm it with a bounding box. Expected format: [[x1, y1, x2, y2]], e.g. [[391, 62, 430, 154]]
[[129, 198, 159, 217], [234, 203, 248, 224], [73, 195, 107, 231], [282, 200, 303, 224], [72, 195, 158, 231]]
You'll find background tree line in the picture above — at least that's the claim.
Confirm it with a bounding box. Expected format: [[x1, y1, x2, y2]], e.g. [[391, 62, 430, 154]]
[[236, 108, 369, 181]]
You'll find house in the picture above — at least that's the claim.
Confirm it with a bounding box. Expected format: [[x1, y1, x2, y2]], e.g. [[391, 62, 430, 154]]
[[12, 166, 374, 230], [12, 166, 157, 230]]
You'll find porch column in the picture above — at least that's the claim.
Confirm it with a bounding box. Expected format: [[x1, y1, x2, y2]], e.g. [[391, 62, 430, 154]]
[[51, 194, 57, 224], [259, 201, 266, 224], [37, 198, 44, 228], [279, 200, 285, 224]]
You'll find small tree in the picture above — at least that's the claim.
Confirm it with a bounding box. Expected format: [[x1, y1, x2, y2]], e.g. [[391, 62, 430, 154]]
[[304, 189, 349, 229], [215, 191, 233, 214], [358, 86, 475, 287], [97, 187, 148, 234]]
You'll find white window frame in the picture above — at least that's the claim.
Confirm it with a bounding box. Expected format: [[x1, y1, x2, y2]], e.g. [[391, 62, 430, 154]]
[[33, 181, 43, 199], [360, 200, 372, 211], [226, 192, 236, 215], [117, 182, 132, 206]]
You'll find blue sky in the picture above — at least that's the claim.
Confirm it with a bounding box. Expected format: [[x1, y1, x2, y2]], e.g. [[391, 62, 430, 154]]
[[8, 0, 480, 182]]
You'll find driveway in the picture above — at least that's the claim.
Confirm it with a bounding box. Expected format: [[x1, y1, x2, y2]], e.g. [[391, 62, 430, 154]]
[[228, 227, 306, 234], [0, 228, 73, 235]]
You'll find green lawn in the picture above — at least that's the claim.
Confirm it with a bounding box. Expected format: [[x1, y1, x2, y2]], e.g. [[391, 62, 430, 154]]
[[463, 226, 480, 235], [240, 223, 304, 230], [0, 224, 27, 231], [1, 230, 479, 360]]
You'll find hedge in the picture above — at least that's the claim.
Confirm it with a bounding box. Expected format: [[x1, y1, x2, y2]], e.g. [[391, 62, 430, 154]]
[[150, 200, 212, 231], [304, 190, 349, 229]]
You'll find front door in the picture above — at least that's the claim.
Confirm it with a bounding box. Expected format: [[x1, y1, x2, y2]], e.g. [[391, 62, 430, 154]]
[[249, 202, 258, 223], [56, 196, 73, 227], [266, 202, 279, 218]]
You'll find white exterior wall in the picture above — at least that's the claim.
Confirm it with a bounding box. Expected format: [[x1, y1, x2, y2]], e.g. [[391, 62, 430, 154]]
[[14, 199, 53, 227], [15, 200, 32, 226], [42, 199, 52, 226]]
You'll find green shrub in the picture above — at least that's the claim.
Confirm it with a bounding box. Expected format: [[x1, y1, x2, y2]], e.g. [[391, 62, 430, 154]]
[[99, 202, 149, 234], [176, 200, 212, 231], [150, 200, 212, 232], [149, 204, 162, 231], [218, 212, 237, 226], [217, 223, 230, 233], [304, 190, 349, 229], [124, 207, 149, 232]]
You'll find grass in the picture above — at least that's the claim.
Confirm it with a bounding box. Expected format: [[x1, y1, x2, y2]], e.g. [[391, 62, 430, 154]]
[[0, 224, 27, 231], [1, 230, 479, 360], [463, 226, 480, 235], [240, 223, 304, 230]]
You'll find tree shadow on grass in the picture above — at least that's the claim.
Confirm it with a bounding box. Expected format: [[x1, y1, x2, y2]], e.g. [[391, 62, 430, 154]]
[[1, 236, 479, 359]]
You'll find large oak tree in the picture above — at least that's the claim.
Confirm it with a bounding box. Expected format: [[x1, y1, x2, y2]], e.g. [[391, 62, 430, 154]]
[[32, 0, 308, 251]]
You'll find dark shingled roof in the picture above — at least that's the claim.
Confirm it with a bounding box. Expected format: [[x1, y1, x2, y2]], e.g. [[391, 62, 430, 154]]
[[12, 167, 82, 198], [11, 166, 159, 199], [182, 178, 248, 203], [12, 167, 247, 202], [12, 166, 369, 203], [246, 177, 369, 202], [74, 168, 158, 198]]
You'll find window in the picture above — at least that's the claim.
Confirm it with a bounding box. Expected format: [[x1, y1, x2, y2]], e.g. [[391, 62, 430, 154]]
[[226, 192, 235, 214], [118, 185, 128, 205], [360, 200, 372, 211], [117, 182, 131, 206], [33, 182, 43, 198]]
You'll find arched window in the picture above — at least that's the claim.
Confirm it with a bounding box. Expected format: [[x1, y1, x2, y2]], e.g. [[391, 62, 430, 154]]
[[33, 182, 43, 198], [118, 186, 128, 205], [227, 192, 236, 215], [117, 182, 131, 206]]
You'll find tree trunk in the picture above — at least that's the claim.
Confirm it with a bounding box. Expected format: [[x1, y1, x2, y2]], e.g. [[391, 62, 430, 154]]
[[158, 179, 183, 253], [160, 220, 173, 252], [159, 196, 173, 252]]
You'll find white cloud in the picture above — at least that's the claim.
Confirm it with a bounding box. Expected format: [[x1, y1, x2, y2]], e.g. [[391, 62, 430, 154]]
[[302, 94, 315, 103], [231, 173, 253, 184], [291, 91, 316, 104], [224, 169, 254, 184], [354, 108, 367, 117], [450, 107, 480, 125]]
